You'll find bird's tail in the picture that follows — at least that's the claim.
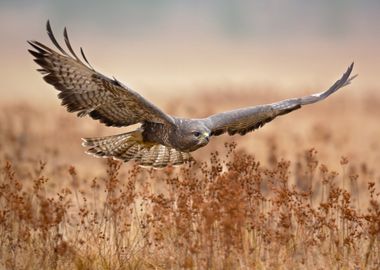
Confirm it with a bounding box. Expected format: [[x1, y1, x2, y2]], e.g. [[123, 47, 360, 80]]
[[82, 130, 193, 168]]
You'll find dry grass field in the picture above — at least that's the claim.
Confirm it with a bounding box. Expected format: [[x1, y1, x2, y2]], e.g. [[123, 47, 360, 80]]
[[0, 88, 379, 269]]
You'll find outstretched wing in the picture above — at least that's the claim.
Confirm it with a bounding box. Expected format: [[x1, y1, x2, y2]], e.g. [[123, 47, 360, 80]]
[[28, 21, 175, 127], [203, 63, 356, 136]]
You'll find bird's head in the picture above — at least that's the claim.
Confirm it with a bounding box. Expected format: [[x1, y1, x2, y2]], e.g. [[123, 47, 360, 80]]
[[177, 120, 211, 152]]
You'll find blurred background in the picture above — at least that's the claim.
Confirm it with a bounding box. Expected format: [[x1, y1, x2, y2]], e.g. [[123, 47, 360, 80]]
[[2, 3, 380, 268], [0, 0, 379, 175], [0, 0, 379, 103]]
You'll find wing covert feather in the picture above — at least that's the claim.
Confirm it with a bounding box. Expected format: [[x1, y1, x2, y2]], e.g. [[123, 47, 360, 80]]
[[203, 63, 356, 136], [28, 21, 174, 127]]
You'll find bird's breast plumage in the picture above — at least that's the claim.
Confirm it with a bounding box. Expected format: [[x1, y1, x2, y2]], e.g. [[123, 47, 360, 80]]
[[141, 122, 173, 147]]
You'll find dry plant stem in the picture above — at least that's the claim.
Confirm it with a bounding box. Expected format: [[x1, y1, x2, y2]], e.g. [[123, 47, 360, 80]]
[[1, 126, 380, 269]]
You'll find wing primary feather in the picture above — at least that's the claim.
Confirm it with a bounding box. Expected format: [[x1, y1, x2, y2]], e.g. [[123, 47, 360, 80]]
[[205, 63, 355, 138], [300, 62, 355, 105], [28, 49, 42, 58], [63, 27, 85, 65], [28, 21, 190, 128], [27, 40, 53, 54], [46, 20, 68, 56], [80, 47, 95, 70]]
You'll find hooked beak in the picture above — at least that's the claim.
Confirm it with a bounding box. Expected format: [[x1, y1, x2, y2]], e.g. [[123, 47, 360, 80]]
[[198, 132, 210, 145]]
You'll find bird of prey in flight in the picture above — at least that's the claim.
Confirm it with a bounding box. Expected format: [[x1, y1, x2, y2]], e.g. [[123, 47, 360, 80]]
[[28, 21, 356, 168]]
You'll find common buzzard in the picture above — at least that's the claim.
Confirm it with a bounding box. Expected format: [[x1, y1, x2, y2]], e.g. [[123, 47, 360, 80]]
[[28, 21, 356, 167]]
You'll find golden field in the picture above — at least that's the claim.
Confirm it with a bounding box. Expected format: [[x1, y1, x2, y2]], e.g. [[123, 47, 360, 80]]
[[0, 87, 379, 269]]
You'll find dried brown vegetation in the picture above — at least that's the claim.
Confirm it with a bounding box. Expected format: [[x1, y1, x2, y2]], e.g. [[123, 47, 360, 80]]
[[0, 90, 380, 269]]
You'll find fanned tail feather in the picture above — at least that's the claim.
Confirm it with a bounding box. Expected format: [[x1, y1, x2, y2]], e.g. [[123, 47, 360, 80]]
[[82, 131, 193, 168]]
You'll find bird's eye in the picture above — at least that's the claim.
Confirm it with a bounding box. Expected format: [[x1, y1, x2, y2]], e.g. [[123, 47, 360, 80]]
[[193, 131, 201, 137]]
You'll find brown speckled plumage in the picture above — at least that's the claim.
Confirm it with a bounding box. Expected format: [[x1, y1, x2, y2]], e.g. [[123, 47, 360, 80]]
[[29, 21, 357, 168]]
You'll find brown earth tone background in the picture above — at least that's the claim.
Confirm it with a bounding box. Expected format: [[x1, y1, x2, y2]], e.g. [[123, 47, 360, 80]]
[[1, 1, 380, 269]]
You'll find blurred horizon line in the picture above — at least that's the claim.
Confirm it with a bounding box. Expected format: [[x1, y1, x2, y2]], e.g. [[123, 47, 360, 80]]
[[1, 1, 379, 103]]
